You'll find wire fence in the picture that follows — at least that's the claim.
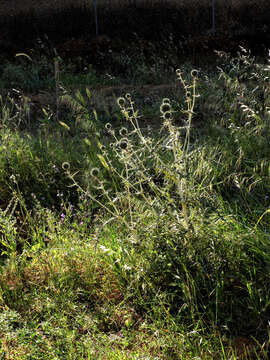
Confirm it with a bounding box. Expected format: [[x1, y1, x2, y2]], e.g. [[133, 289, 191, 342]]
[[89, 0, 269, 38], [0, 0, 269, 50]]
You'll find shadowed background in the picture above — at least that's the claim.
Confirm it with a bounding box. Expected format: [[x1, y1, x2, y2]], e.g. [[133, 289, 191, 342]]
[[0, 0, 269, 59]]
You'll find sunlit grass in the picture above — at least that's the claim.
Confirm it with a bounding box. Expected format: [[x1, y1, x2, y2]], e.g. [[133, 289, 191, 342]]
[[0, 47, 269, 359]]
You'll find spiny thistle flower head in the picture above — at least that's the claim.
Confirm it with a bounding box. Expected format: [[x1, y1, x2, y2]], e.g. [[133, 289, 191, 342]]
[[62, 162, 70, 171], [162, 98, 171, 104], [191, 69, 198, 78], [162, 111, 173, 121], [186, 91, 192, 100], [119, 138, 129, 150], [119, 127, 128, 136], [117, 97, 126, 108], [91, 167, 100, 177], [160, 102, 172, 114]]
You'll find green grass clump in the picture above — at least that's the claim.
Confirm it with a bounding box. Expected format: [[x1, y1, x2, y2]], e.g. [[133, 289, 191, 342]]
[[0, 47, 270, 359]]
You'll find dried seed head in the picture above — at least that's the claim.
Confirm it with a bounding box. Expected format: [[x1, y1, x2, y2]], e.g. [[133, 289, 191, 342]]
[[125, 93, 132, 101], [105, 122, 112, 130], [186, 91, 192, 99]]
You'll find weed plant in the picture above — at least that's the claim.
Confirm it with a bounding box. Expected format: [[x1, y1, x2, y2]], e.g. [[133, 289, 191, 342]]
[[0, 49, 270, 358], [1, 54, 55, 92], [65, 56, 270, 344]]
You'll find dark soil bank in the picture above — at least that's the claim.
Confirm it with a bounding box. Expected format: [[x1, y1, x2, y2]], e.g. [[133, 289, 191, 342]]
[[0, 0, 269, 59]]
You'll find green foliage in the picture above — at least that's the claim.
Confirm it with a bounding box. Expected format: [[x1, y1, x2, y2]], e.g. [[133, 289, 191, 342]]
[[0, 197, 18, 256], [1, 56, 55, 92], [0, 47, 270, 359]]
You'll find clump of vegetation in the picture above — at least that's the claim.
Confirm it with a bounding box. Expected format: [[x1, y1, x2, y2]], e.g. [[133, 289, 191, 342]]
[[0, 47, 269, 359]]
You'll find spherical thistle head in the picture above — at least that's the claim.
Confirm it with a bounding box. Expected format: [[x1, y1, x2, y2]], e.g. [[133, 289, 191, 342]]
[[117, 97, 126, 108], [91, 167, 100, 177], [119, 138, 129, 150], [186, 91, 192, 100], [162, 98, 171, 104], [105, 122, 112, 130], [125, 93, 132, 101], [160, 102, 172, 114], [191, 69, 198, 78], [162, 111, 173, 121], [119, 127, 128, 136], [62, 162, 70, 171]]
